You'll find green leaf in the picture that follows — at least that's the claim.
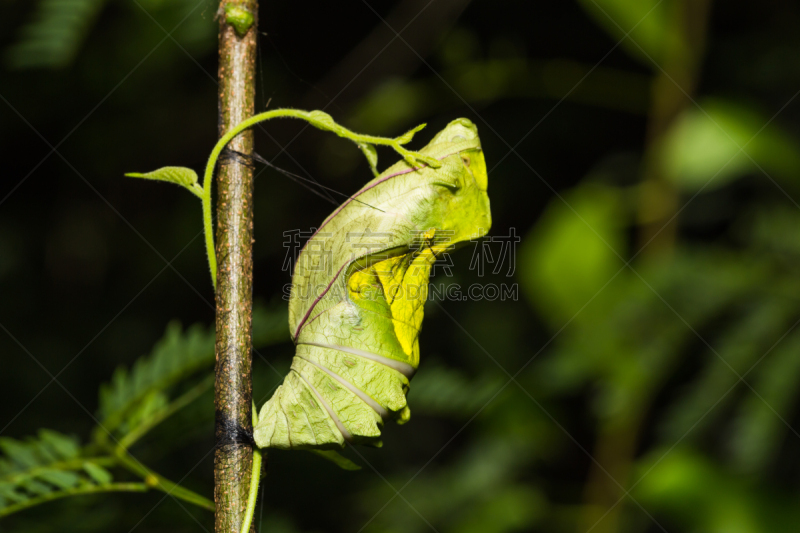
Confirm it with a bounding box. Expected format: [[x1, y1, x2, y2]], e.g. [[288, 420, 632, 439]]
[[0, 429, 118, 516], [576, 0, 675, 64], [117, 390, 169, 437], [97, 302, 288, 442], [38, 429, 80, 460], [395, 123, 426, 145], [357, 143, 380, 177], [728, 327, 800, 473], [82, 462, 113, 485], [0, 430, 80, 480], [635, 449, 719, 519], [633, 449, 798, 533], [36, 470, 81, 490], [0, 483, 24, 504], [519, 181, 628, 324], [0, 439, 39, 470], [20, 478, 50, 496], [124, 167, 203, 198], [96, 321, 215, 437], [348, 79, 430, 136], [747, 206, 800, 257], [5, 0, 108, 69], [660, 100, 800, 192]]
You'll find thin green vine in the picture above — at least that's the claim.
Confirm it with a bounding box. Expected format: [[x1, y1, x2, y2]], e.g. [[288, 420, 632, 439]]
[[116, 375, 214, 451], [0, 457, 116, 486], [113, 450, 215, 510], [239, 401, 262, 533], [0, 483, 150, 519], [128, 110, 439, 288], [200, 109, 440, 287]]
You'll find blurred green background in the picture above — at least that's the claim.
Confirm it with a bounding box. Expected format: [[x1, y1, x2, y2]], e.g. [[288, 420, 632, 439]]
[[3, 0, 800, 532]]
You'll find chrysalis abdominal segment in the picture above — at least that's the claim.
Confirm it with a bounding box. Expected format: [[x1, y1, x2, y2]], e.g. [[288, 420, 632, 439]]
[[301, 341, 415, 378], [298, 351, 390, 417], [254, 118, 492, 450]]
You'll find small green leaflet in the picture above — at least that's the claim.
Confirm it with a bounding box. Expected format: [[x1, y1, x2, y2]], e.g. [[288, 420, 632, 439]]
[[125, 167, 203, 199], [82, 462, 113, 485], [0, 430, 122, 517], [357, 143, 380, 177]]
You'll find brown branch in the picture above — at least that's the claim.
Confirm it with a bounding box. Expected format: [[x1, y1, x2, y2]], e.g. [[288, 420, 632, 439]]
[[636, 0, 714, 255], [214, 1, 259, 532], [583, 3, 714, 532]]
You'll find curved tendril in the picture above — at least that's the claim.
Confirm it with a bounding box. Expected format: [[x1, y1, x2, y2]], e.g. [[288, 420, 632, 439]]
[[199, 109, 437, 289], [240, 401, 262, 533]]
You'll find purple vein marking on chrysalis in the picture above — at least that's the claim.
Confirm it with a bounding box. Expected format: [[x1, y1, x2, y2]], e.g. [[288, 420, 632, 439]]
[[296, 146, 473, 257], [295, 370, 353, 442], [293, 262, 348, 339], [297, 166, 420, 258], [297, 354, 389, 418]]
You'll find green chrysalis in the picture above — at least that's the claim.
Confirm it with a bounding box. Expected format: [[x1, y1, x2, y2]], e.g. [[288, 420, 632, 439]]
[[254, 118, 491, 449]]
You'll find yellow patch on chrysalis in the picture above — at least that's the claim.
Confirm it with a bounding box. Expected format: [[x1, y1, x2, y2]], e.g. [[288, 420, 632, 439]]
[[344, 229, 442, 363], [462, 148, 488, 190], [358, 228, 445, 364], [348, 267, 382, 301]]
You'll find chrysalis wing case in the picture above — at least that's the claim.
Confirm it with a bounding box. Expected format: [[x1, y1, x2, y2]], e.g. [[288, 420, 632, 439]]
[[254, 118, 491, 450]]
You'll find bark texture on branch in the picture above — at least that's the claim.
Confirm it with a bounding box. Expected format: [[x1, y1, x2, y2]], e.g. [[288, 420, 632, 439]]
[[214, 1, 259, 532]]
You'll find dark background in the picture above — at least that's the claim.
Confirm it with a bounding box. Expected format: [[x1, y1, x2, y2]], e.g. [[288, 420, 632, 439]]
[[3, 0, 800, 532]]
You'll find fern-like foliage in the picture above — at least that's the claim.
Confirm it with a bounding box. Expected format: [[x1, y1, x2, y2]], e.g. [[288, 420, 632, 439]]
[[95, 302, 288, 445], [0, 429, 138, 518], [0, 303, 288, 519], [5, 0, 109, 69], [96, 321, 214, 440], [729, 326, 800, 473]]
